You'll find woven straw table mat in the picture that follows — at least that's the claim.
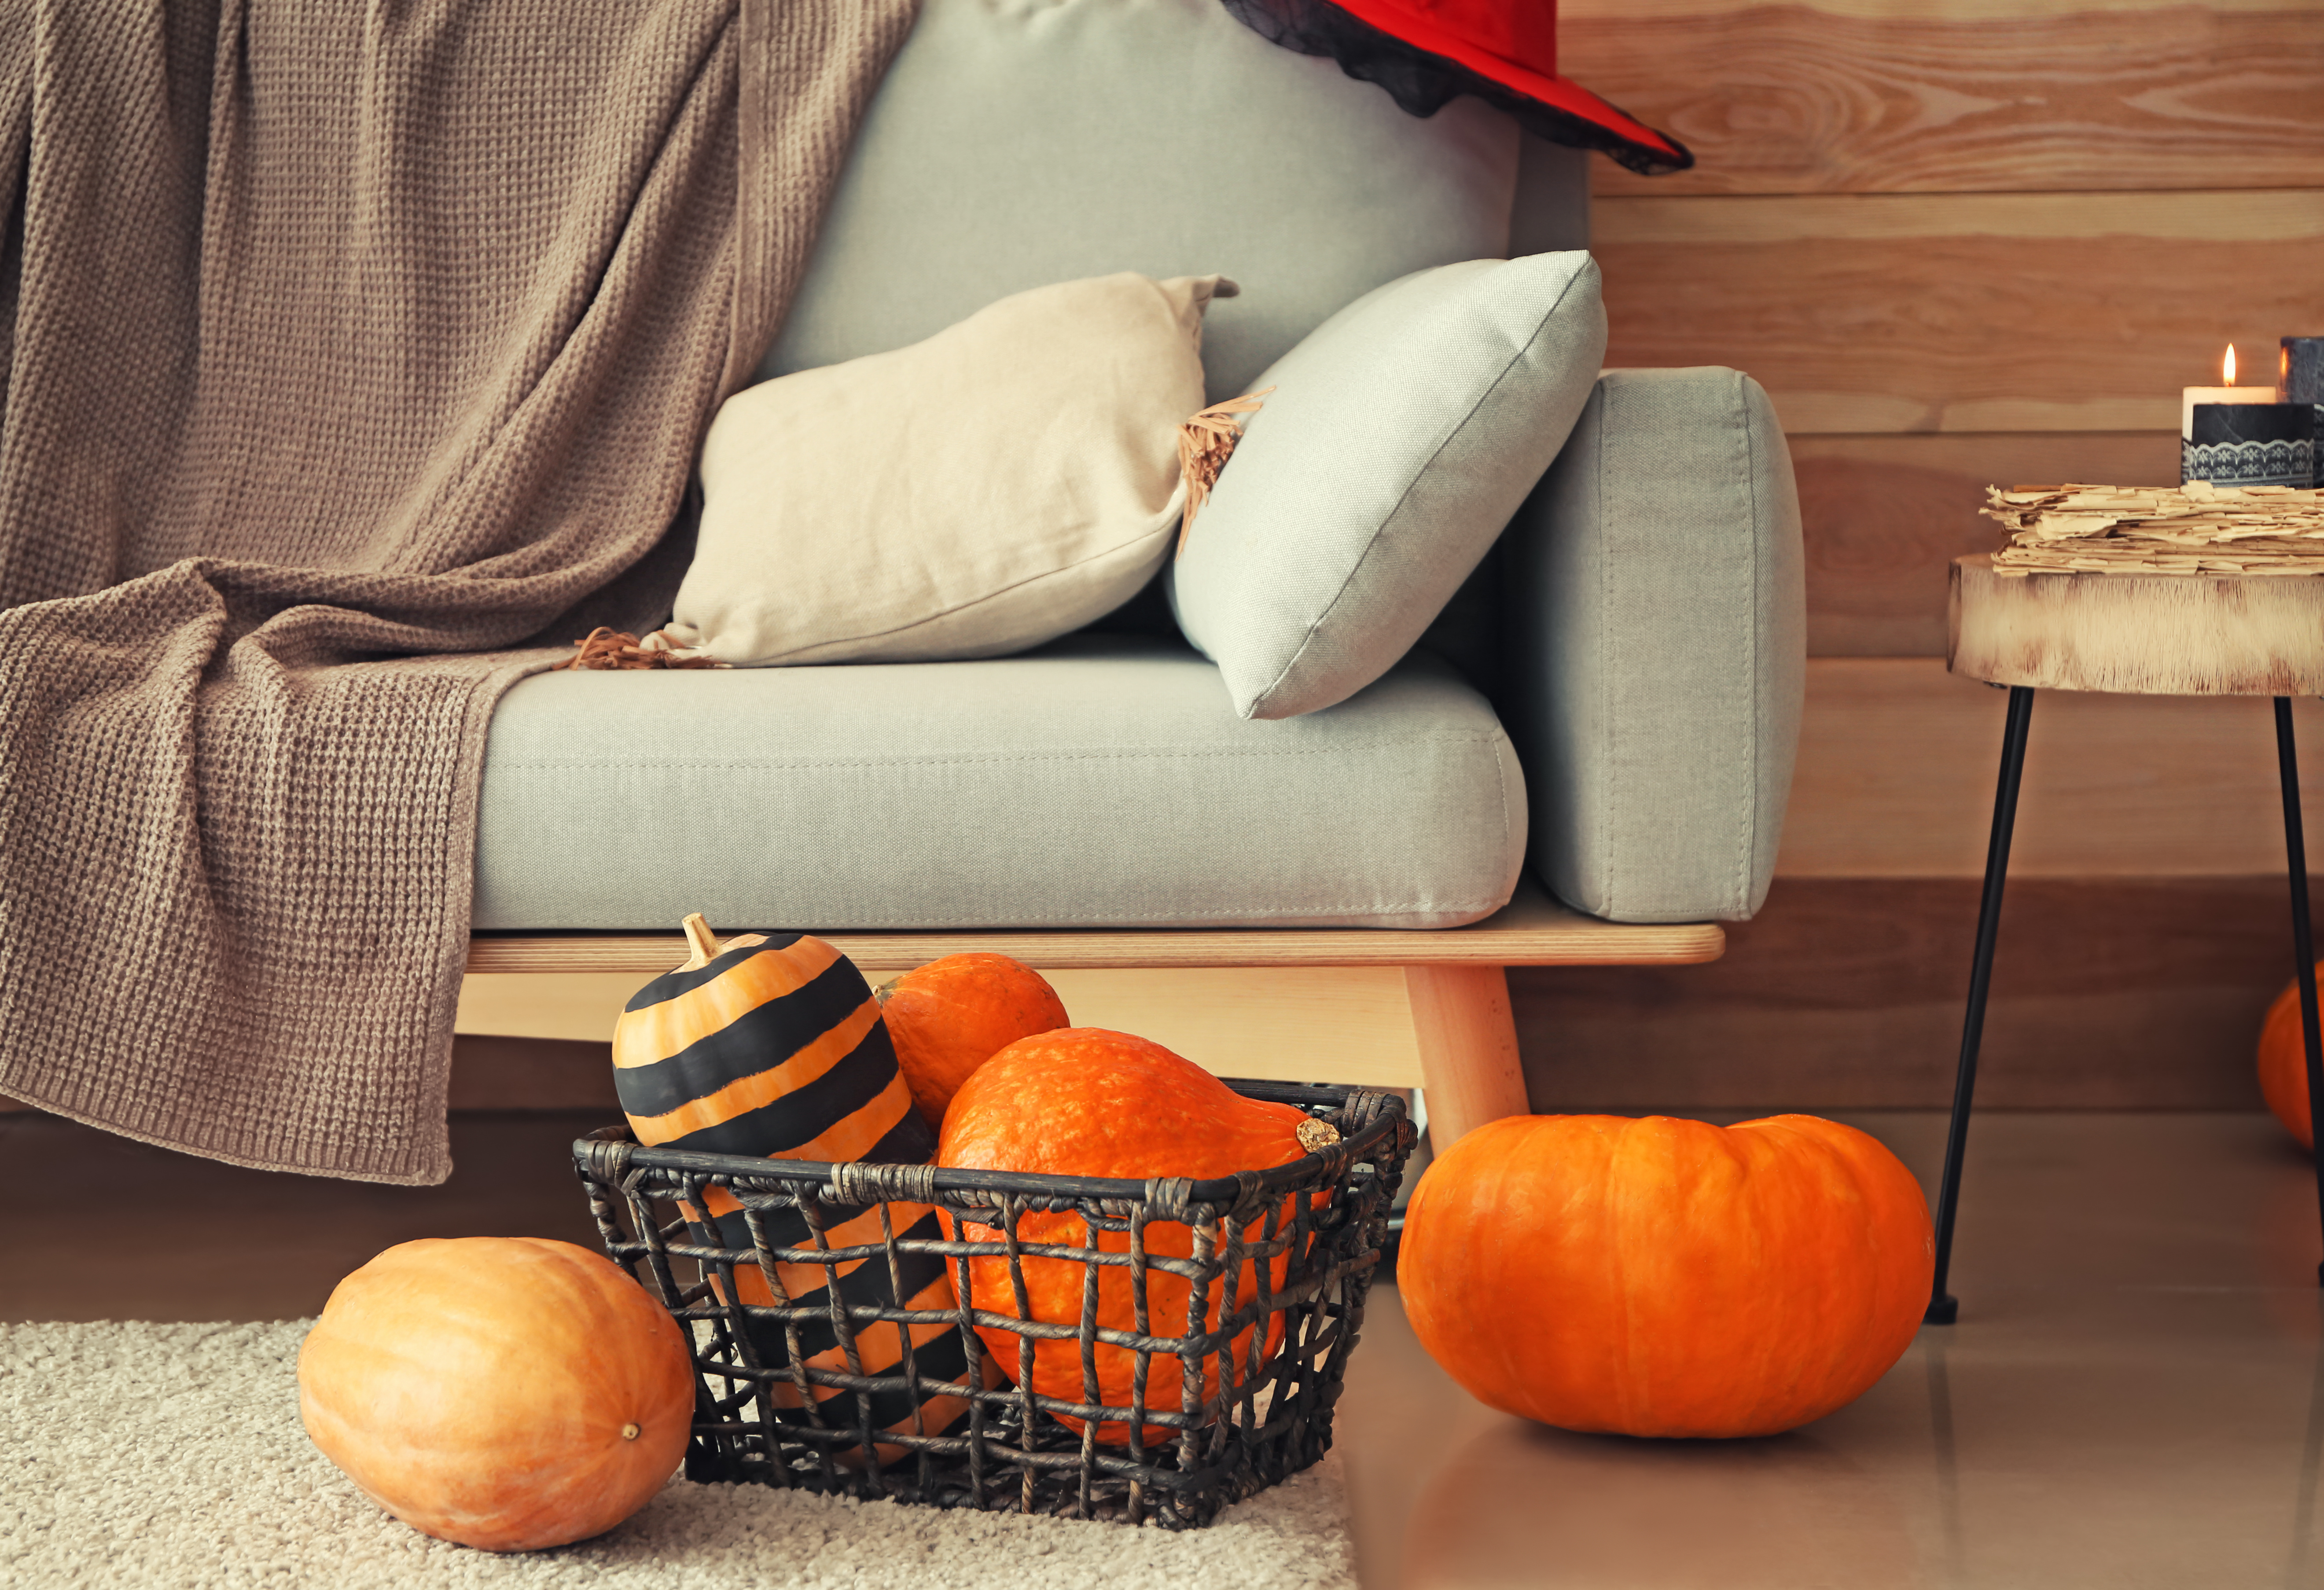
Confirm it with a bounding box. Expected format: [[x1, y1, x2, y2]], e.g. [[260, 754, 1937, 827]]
[[0, 1322, 1357, 1589]]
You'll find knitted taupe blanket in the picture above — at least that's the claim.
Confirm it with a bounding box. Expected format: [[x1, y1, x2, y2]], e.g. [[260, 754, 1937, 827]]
[[0, 0, 913, 1182]]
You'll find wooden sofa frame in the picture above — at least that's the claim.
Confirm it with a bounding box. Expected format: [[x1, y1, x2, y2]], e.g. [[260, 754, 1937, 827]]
[[460, 882, 1723, 1148]]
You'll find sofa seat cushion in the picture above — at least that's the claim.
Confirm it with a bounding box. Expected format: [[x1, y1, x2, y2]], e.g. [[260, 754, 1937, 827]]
[[473, 637, 1526, 932]]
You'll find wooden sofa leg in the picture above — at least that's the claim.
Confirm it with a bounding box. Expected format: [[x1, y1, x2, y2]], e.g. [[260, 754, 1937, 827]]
[[1404, 964, 1530, 1150]]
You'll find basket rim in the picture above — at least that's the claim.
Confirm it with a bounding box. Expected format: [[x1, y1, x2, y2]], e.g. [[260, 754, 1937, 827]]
[[572, 1077, 1405, 1206]]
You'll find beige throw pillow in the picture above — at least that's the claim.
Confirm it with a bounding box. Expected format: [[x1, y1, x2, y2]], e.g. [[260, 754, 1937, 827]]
[[665, 273, 1232, 666]]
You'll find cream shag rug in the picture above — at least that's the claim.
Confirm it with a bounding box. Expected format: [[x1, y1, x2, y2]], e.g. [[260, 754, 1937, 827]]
[[0, 1322, 1357, 1589]]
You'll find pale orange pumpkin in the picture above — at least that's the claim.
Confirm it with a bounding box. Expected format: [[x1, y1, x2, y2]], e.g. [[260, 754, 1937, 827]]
[[298, 1237, 694, 1552], [936, 1028, 1321, 1445], [2258, 970, 2324, 1150], [876, 953, 1069, 1129], [1399, 1114, 1933, 1439]]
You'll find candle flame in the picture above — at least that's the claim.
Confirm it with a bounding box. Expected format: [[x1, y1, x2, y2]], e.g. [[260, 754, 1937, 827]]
[[2225, 343, 2237, 386]]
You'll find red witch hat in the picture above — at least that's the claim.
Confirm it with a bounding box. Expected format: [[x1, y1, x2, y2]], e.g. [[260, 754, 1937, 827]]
[[1222, 0, 1691, 176]]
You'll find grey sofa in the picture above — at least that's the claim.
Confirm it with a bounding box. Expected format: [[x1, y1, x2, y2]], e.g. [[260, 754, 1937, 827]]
[[458, 0, 1802, 1138]]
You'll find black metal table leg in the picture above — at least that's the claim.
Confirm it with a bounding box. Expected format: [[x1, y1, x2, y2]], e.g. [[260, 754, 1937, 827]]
[[1927, 684, 2036, 1326], [2273, 696, 2324, 1288]]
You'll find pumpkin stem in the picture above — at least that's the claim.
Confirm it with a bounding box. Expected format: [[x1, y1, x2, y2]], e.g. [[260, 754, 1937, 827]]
[[1295, 1118, 1341, 1154], [872, 976, 898, 1007], [680, 913, 722, 969]]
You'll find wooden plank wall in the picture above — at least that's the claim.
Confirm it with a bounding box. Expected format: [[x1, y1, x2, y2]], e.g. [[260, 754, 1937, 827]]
[[1514, 0, 2324, 1113]]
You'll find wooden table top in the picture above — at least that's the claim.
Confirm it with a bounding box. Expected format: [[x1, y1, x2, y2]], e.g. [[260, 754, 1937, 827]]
[[1951, 552, 2324, 695]]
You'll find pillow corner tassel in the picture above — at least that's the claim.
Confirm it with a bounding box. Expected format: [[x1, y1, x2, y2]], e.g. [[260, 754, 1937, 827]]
[[1175, 387, 1274, 555], [550, 627, 726, 671]]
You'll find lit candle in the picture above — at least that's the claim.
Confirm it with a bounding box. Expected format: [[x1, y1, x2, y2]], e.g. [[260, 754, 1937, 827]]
[[2182, 344, 2277, 440], [2184, 343, 2315, 488]]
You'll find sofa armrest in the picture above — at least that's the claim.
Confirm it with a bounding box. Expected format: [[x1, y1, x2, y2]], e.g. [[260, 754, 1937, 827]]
[[1497, 367, 1805, 923]]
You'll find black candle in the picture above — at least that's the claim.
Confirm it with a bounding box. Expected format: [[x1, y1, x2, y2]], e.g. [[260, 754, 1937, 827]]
[[2184, 400, 2315, 488], [2281, 337, 2324, 485], [2281, 338, 2324, 404]]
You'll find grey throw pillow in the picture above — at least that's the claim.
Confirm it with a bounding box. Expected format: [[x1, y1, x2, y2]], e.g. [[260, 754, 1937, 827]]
[[1166, 252, 1607, 719]]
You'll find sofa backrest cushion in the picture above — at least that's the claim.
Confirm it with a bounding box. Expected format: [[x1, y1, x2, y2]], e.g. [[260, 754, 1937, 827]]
[[758, 0, 1528, 402]]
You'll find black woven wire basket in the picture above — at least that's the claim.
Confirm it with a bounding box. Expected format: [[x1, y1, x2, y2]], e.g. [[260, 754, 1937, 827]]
[[572, 1081, 1411, 1529]]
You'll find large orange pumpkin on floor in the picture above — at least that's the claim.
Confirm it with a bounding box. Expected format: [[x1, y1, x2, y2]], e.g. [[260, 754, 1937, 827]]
[[1399, 1114, 1933, 1439], [298, 1237, 694, 1551], [875, 953, 1069, 1129], [2258, 970, 2324, 1150], [937, 1028, 1323, 1445]]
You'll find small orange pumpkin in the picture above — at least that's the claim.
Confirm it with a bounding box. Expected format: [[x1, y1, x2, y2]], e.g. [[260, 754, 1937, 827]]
[[1399, 1114, 1933, 1439], [2258, 969, 2324, 1150], [298, 1237, 694, 1552], [936, 1028, 1321, 1445], [875, 953, 1069, 1129]]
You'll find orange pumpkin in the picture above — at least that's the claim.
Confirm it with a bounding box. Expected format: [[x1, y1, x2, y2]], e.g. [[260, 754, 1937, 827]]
[[876, 953, 1069, 1129], [298, 1237, 694, 1552], [936, 1028, 1317, 1445], [2258, 970, 2324, 1150], [1400, 1114, 1933, 1439]]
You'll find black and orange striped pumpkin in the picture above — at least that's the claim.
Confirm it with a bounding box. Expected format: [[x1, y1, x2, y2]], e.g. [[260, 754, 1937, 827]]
[[680, 1185, 993, 1461], [614, 916, 989, 1458], [613, 915, 929, 1164]]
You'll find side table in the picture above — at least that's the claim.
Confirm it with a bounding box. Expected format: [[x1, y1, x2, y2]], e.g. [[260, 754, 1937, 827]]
[[1930, 554, 2324, 1324]]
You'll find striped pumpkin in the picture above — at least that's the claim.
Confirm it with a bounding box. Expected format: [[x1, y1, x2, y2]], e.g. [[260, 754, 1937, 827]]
[[615, 916, 985, 1458], [680, 1185, 994, 1462], [613, 916, 930, 1164]]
